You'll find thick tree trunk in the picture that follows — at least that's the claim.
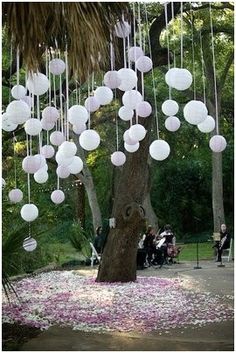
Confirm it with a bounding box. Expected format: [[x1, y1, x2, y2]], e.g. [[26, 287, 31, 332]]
[[143, 192, 159, 231]]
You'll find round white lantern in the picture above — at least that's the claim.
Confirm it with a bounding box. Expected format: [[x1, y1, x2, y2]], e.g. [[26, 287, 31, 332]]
[[50, 131, 65, 146], [41, 116, 55, 131], [34, 154, 46, 170], [21, 203, 39, 222], [34, 169, 48, 184], [114, 20, 131, 38], [197, 115, 215, 133], [123, 129, 138, 145], [79, 129, 100, 151], [55, 151, 74, 166], [8, 188, 23, 203], [2, 113, 18, 132], [122, 90, 143, 110], [128, 46, 144, 62], [11, 85, 27, 100], [136, 56, 153, 73], [22, 156, 41, 174], [51, 190, 65, 204], [104, 71, 121, 89], [165, 68, 179, 87], [136, 101, 152, 118], [124, 142, 140, 153], [1, 178, 6, 188], [56, 165, 70, 179], [23, 237, 37, 252], [118, 106, 134, 121], [42, 106, 59, 123], [26, 73, 49, 96], [183, 100, 208, 125], [118, 68, 138, 91], [161, 99, 179, 116], [84, 96, 100, 112], [24, 118, 42, 136], [40, 145, 55, 159], [72, 123, 86, 135], [209, 135, 227, 153], [111, 151, 126, 166], [171, 68, 193, 91], [68, 156, 83, 174], [68, 105, 89, 125], [6, 100, 31, 124], [149, 139, 170, 161], [21, 95, 33, 108], [165, 116, 181, 132], [129, 123, 146, 141], [94, 86, 113, 105], [49, 58, 66, 75], [59, 141, 77, 158]]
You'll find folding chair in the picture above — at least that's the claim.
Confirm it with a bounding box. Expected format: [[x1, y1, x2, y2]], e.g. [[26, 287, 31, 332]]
[[222, 238, 233, 262], [89, 242, 101, 267]]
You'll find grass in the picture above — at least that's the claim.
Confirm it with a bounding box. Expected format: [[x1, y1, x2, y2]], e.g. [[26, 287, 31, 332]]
[[178, 242, 216, 261]]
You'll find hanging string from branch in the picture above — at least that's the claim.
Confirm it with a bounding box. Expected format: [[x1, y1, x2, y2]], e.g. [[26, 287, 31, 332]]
[[16, 46, 20, 86], [190, 5, 196, 100], [138, 2, 145, 99], [171, 2, 176, 68], [115, 91, 119, 151], [26, 134, 31, 204], [13, 134, 17, 188], [164, 3, 172, 99], [199, 30, 206, 105], [180, 1, 183, 68], [65, 49, 70, 140]]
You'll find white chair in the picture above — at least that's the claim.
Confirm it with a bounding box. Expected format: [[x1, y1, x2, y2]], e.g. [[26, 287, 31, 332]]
[[222, 238, 233, 262], [89, 242, 101, 267]]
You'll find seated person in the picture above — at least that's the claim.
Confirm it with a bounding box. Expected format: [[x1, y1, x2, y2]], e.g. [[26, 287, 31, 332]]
[[93, 226, 106, 255], [215, 223, 231, 262]]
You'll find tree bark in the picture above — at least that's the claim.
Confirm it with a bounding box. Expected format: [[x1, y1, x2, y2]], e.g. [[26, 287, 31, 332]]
[[143, 192, 159, 231]]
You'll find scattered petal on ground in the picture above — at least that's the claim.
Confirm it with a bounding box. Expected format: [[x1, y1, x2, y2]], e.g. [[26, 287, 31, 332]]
[[2, 271, 234, 333]]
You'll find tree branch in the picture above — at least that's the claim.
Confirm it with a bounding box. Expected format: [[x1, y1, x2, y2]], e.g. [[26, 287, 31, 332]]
[[219, 50, 234, 90]]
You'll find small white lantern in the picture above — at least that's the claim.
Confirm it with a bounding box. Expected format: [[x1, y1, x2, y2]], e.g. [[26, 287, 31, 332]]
[[128, 46, 144, 62], [136, 101, 152, 118], [79, 129, 100, 151], [84, 96, 100, 112], [161, 99, 179, 116], [50, 131, 65, 146], [55, 151, 74, 166], [122, 90, 143, 110], [59, 141, 77, 158], [94, 86, 113, 105], [129, 123, 146, 141], [114, 20, 131, 38], [49, 58, 66, 75], [56, 165, 70, 178], [209, 135, 227, 153], [51, 190, 65, 204], [8, 188, 23, 203], [123, 129, 138, 145], [34, 154, 46, 170], [104, 71, 121, 89], [6, 100, 31, 124], [183, 100, 208, 125], [22, 156, 41, 174], [21, 203, 39, 222], [26, 72, 49, 96], [72, 123, 86, 135], [118, 68, 138, 91], [21, 95, 33, 108], [11, 85, 27, 100], [41, 116, 55, 131], [165, 116, 181, 132], [136, 56, 153, 73], [149, 139, 170, 161], [34, 169, 48, 184], [24, 118, 42, 136], [68, 105, 89, 125], [171, 68, 193, 91], [2, 113, 18, 132], [68, 156, 83, 174], [40, 145, 55, 159], [197, 115, 215, 133], [124, 142, 140, 153], [23, 237, 37, 252], [111, 151, 126, 166], [42, 106, 59, 123], [118, 106, 134, 121], [165, 68, 179, 87]]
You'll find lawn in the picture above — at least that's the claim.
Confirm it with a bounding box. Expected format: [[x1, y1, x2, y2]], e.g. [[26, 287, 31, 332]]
[[178, 242, 216, 261]]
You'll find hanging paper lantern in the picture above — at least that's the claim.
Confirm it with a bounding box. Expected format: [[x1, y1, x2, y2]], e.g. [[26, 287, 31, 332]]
[[68, 156, 83, 174], [197, 115, 215, 133], [183, 100, 208, 125], [41, 116, 55, 131], [34, 154, 46, 170], [50, 131, 65, 146], [129, 123, 146, 141], [23, 237, 37, 252], [42, 106, 59, 123], [24, 118, 42, 136], [128, 46, 144, 62], [209, 135, 227, 153], [136, 101, 152, 118], [49, 58, 66, 75], [94, 86, 113, 105], [122, 90, 143, 110], [111, 151, 126, 166], [114, 20, 131, 38], [68, 105, 89, 125], [21, 203, 39, 222], [59, 141, 77, 158], [2, 113, 18, 132], [11, 85, 27, 100], [21, 95, 33, 108], [56, 165, 70, 179], [161, 99, 179, 116], [22, 156, 41, 174], [136, 56, 153, 73], [84, 96, 100, 113], [26, 72, 49, 96], [118, 68, 138, 91], [34, 169, 48, 184], [165, 116, 181, 132], [165, 68, 179, 87], [124, 142, 140, 153], [118, 106, 134, 121], [6, 100, 31, 124], [79, 129, 100, 151], [40, 145, 55, 159], [123, 129, 138, 145], [149, 139, 170, 161], [72, 123, 87, 135], [1, 178, 6, 188], [171, 68, 193, 91], [55, 151, 74, 166], [8, 188, 23, 203], [104, 71, 121, 89], [51, 190, 65, 204]]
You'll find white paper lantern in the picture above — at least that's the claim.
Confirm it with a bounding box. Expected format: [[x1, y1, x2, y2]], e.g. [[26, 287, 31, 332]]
[[118, 106, 134, 121], [24, 118, 42, 136], [118, 68, 138, 91], [165, 116, 181, 132], [171, 68, 193, 91], [22, 156, 41, 174], [56, 165, 70, 178], [23, 237, 37, 252], [122, 90, 143, 110], [72, 123, 87, 135], [84, 96, 100, 112], [59, 141, 77, 158], [183, 100, 208, 125], [41, 116, 55, 131], [165, 68, 179, 87], [197, 115, 215, 133], [11, 85, 27, 100], [94, 86, 113, 105], [1, 178, 6, 188], [136, 56, 153, 73], [51, 190, 65, 204], [123, 129, 138, 145], [42, 106, 59, 123], [209, 135, 227, 153], [8, 188, 23, 203], [104, 71, 121, 89], [21, 203, 39, 222], [114, 20, 131, 38], [124, 142, 140, 153], [2, 113, 18, 132], [149, 139, 170, 161], [50, 131, 65, 146], [55, 151, 74, 166], [40, 145, 55, 159], [68, 156, 83, 174], [111, 151, 126, 166], [34, 169, 48, 184], [26, 73, 49, 96], [68, 105, 89, 125], [40, 163, 48, 171], [6, 100, 31, 124], [136, 101, 152, 118], [79, 129, 100, 151], [161, 99, 179, 116], [34, 154, 46, 170], [49, 58, 66, 75], [21, 95, 33, 108], [129, 123, 146, 141], [128, 46, 144, 62]]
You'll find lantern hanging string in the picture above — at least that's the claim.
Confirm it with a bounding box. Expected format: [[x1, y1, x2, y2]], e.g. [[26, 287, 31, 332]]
[[78, 85, 81, 105], [115, 91, 119, 151], [37, 95, 42, 151], [30, 93, 34, 155], [122, 13, 127, 69], [199, 30, 206, 105], [13, 133, 17, 188], [48, 50, 52, 107], [57, 175, 60, 190], [87, 72, 91, 129], [26, 134, 31, 203], [16, 46, 20, 86], [45, 48, 49, 106], [59, 50, 64, 135], [138, 2, 145, 99], [9, 42, 13, 103], [110, 33, 114, 71], [164, 3, 172, 99], [133, 3, 138, 93], [65, 49, 70, 140], [190, 5, 196, 100], [171, 2, 176, 67], [209, 2, 219, 135], [180, 1, 183, 68], [75, 80, 78, 104]]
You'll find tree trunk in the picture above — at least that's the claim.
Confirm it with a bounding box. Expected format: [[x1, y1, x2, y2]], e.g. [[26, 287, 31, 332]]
[[75, 182, 85, 228], [143, 192, 159, 231]]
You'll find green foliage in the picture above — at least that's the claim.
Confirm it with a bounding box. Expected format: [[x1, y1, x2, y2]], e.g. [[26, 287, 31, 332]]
[[69, 222, 92, 258]]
